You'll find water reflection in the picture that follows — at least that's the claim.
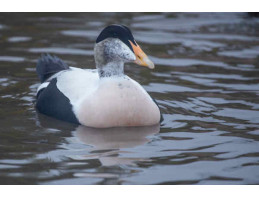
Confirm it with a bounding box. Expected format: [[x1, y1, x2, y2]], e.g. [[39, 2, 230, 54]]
[[75, 124, 159, 166], [75, 125, 160, 150], [37, 113, 160, 166]]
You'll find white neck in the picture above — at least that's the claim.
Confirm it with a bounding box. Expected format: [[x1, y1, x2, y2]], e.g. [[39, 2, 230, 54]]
[[98, 61, 124, 78]]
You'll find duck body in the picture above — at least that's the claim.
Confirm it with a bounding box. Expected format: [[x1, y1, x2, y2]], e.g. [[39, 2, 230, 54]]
[[35, 24, 161, 128], [36, 65, 160, 128]]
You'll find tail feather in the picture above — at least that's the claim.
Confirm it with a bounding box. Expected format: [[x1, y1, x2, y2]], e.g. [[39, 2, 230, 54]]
[[36, 54, 69, 83]]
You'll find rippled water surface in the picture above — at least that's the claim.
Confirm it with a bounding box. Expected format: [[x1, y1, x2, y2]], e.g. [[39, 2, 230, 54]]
[[0, 13, 259, 184]]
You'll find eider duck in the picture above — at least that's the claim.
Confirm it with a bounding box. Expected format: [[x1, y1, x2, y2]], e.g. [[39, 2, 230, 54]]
[[36, 24, 161, 128]]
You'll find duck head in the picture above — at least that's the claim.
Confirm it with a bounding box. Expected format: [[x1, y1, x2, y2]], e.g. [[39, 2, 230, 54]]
[[94, 24, 154, 77]]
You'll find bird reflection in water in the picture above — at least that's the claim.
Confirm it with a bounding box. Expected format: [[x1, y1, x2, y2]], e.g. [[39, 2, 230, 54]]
[[75, 124, 160, 166], [36, 112, 160, 166]]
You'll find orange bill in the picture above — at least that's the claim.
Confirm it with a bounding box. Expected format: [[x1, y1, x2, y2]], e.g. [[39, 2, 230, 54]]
[[129, 40, 155, 69]]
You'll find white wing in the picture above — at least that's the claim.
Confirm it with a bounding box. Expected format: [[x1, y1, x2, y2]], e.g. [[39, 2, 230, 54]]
[[56, 67, 99, 107]]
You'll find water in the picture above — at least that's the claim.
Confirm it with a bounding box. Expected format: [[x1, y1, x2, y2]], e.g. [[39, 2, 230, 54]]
[[0, 13, 259, 185]]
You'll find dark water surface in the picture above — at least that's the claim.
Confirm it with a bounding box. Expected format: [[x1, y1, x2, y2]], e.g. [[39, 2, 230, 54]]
[[0, 13, 259, 184]]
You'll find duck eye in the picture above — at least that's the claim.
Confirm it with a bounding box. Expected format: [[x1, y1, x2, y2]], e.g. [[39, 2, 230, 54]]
[[137, 55, 141, 59]]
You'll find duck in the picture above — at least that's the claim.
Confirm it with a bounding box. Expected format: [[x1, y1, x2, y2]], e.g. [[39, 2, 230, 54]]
[[35, 24, 161, 128]]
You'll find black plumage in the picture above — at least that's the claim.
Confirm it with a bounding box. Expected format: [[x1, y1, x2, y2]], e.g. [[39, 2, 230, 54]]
[[36, 54, 69, 83], [36, 78, 80, 124], [96, 24, 137, 52]]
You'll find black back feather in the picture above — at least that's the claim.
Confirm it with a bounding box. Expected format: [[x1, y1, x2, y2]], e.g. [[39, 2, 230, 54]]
[[36, 54, 69, 83]]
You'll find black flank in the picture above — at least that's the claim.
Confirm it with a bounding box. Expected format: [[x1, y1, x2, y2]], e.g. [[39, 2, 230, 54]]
[[152, 98, 164, 122], [36, 78, 80, 124]]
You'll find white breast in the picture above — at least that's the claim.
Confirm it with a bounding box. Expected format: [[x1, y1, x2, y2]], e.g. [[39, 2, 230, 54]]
[[76, 76, 160, 128]]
